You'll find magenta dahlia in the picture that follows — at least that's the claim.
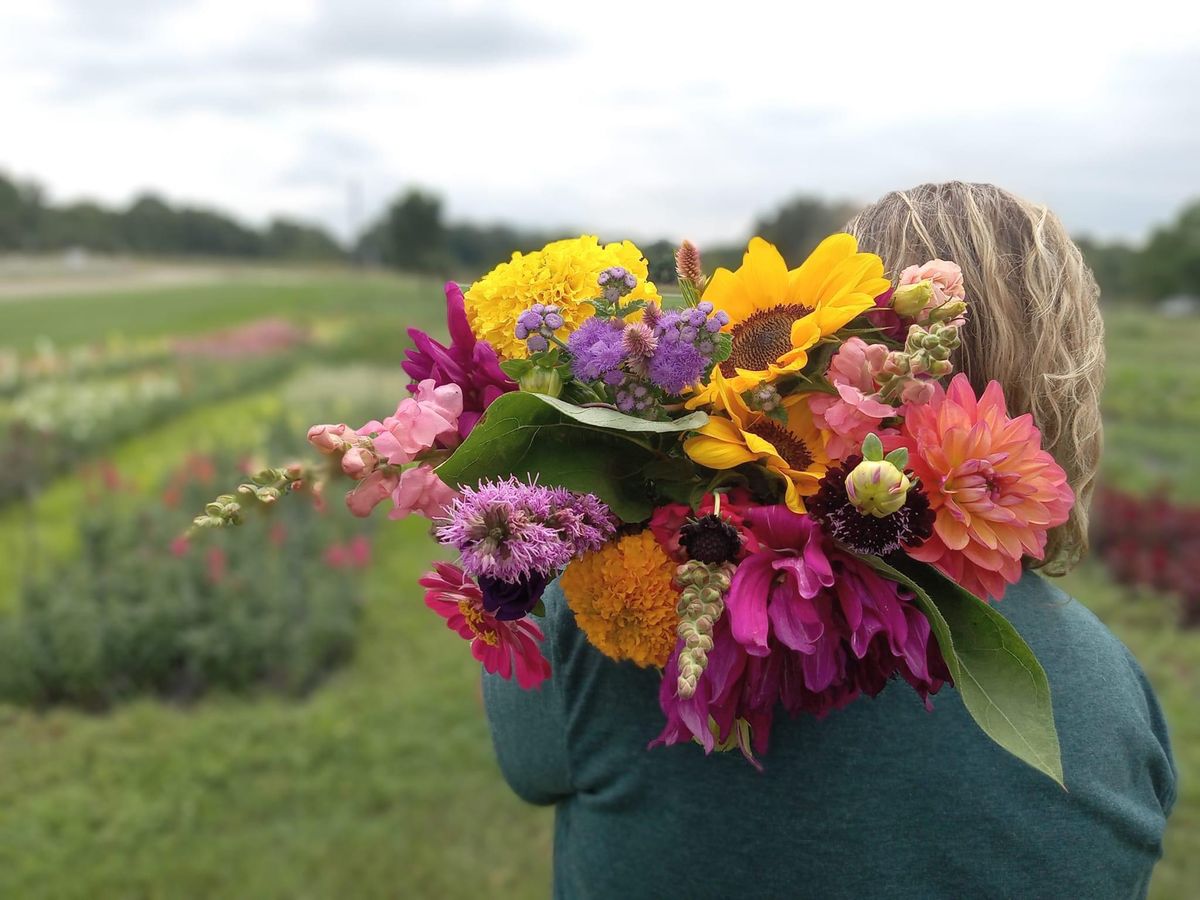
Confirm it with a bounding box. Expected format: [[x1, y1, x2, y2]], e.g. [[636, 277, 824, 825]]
[[402, 282, 516, 439]]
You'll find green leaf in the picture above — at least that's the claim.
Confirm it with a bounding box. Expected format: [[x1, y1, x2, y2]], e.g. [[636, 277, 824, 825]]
[[862, 432, 884, 461], [435, 392, 707, 522], [849, 552, 1064, 787], [499, 359, 534, 379], [884, 447, 909, 469]]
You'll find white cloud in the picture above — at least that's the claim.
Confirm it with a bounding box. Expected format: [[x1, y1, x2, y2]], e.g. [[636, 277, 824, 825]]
[[1, 0, 1198, 243]]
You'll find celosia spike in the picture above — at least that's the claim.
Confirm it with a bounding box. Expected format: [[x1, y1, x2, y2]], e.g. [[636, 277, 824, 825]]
[[675, 239, 708, 290]]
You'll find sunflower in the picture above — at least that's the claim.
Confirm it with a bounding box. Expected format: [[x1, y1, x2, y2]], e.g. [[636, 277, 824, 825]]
[[684, 367, 830, 514], [691, 234, 889, 402]]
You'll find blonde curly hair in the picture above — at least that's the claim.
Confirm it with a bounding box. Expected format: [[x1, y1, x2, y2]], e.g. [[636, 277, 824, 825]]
[[847, 181, 1105, 576]]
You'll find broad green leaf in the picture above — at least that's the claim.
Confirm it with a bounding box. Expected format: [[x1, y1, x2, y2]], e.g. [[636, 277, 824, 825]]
[[435, 392, 706, 522], [850, 552, 1065, 788]]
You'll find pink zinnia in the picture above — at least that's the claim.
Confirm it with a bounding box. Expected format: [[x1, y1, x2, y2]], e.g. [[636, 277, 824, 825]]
[[808, 337, 896, 461], [886, 374, 1074, 599], [402, 282, 516, 439], [421, 562, 551, 689]]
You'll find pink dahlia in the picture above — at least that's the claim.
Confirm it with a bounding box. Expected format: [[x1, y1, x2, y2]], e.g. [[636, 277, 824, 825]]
[[420, 562, 551, 689], [808, 337, 896, 461], [886, 374, 1073, 599], [402, 282, 516, 439]]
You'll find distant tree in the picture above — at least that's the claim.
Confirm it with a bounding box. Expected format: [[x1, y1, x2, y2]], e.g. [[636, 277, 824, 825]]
[[122, 193, 182, 254], [41, 202, 125, 252], [641, 239, 678, 286], [263, 218, 344, 261], [1076, 237, 1141, 302], [381, 188, 447, 272], [0, 173, 44, 251], [176, 207, 263, 257], [1137, 200, 1200, 300], [752, 195, 862, 263]]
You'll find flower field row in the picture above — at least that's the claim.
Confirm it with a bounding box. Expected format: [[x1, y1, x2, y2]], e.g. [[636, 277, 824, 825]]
[[1093, 486, 1200, 627]]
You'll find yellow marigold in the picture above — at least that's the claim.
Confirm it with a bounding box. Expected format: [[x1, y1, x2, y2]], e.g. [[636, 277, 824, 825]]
[[463, 235, 660, 360], [560, 530, 680, 668]]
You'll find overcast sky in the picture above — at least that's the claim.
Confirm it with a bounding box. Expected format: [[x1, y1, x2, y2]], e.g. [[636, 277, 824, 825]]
[[2, 0, 1199, 246]]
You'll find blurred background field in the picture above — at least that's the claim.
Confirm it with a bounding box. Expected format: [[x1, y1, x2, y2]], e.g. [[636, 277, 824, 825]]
[[0, 253, 1195, 898]]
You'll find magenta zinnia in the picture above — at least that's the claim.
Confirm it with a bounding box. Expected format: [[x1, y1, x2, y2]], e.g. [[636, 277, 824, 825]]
[[421, 562, 550, 689]]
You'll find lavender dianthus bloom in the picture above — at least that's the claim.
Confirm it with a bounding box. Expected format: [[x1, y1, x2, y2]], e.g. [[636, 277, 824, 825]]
[[567, 317, 627, 382]]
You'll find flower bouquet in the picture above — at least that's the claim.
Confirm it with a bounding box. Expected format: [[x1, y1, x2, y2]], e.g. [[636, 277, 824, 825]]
[[196, 234, 1070, 782]]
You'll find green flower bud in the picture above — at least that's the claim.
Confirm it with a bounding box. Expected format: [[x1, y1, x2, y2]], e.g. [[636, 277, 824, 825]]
[[845, 457, 912, 518], [929, 298, 967, 324], [518, 365, 563, 398], [891, 280, 933, 317]]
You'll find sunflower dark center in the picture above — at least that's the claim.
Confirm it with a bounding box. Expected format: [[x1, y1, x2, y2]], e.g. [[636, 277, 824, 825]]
[[720, 303, 813, 376], [747, 419, 813, 471]]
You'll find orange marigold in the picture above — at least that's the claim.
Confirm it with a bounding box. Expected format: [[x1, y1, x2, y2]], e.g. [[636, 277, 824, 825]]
[[560, 530, 680, 668]]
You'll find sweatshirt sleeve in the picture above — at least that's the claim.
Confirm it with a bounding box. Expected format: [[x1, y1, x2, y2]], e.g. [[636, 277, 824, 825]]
[[481, 595, 573, 806]]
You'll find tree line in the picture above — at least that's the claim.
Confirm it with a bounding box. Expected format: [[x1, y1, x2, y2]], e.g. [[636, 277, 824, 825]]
[[3, 169, 1197, 302], [0, 173, 343, 262]]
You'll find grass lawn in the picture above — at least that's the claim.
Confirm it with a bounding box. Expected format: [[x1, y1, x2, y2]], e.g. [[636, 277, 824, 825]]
[[0, 272, 1195, 898]]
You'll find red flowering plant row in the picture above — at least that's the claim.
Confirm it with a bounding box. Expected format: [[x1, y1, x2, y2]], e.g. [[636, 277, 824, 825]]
[[195, 233, 1070, 784], [1092, 486, 1200, 627], [0, 436, 374, 710]]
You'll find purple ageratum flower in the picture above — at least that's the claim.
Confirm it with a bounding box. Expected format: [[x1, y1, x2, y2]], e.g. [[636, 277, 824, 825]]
[[597, 266, 637, 303], [567, 317, 627, 382], [647, 336, 705, 394], [403, 282, 516, 439], [643, 302, 729, 395], [515, 303, 565, 355]]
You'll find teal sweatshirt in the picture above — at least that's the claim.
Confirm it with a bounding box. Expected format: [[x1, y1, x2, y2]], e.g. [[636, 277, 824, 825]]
[[483, 571, 1177, 899]]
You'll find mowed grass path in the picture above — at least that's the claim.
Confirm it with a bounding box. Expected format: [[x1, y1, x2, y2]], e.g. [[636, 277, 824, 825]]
[[0, 275, 1196, 897]]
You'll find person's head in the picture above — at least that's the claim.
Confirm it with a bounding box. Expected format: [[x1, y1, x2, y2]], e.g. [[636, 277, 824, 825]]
[[846, 181, 1104, 576]]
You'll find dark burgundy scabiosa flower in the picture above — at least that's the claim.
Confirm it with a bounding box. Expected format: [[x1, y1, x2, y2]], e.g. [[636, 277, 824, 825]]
[[402, 282, 516, 439], [807, 456, 934, 556], [679, 514, 743, 565]]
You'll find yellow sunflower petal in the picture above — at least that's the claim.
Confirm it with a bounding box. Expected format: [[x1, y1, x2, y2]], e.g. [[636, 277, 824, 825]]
[[684, 431, 758, 469], [786, 233, 858, 301], [739, 237, 790, 310]]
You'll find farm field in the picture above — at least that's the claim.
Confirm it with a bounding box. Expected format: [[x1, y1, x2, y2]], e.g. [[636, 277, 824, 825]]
[[0, 268, 1195, 898]]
